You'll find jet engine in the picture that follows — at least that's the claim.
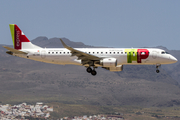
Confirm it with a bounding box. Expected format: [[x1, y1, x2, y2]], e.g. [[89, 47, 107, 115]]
[[100, 58, 117, 67]]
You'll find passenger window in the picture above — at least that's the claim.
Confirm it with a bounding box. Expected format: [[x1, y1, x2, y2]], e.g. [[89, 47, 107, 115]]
[[64, 52, 65, 54], [101, 52, 103, 54], [110, 52, 111, 54], [89, 52, 90, 54], [106, 52, 107, 54], [48, 52, 50, 54], [125, 52, 127, 54], [52, 52, 54, 54], [97, 52, 99, 54], [121, 52, 123, 54], [56, 52, 58, 54], [114, 52, 115, 54], [117, 52, 119, 54], [93, 52, 94, 54]]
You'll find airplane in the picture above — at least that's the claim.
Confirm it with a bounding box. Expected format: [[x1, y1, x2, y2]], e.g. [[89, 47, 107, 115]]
[[3, 24, 178, 76]]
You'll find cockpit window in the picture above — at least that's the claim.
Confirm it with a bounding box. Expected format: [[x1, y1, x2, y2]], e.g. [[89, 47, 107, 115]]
[[161, 51, 169, 54]]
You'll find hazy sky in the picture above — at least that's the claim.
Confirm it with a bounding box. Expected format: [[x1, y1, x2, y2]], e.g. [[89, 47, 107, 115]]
[[1, 0, 180, 50]]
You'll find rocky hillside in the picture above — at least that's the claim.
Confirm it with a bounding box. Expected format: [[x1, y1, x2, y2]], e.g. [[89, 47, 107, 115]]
[[0, 37, 180, 107]]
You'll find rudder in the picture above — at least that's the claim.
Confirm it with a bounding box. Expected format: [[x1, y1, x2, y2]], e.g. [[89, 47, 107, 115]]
[[9, 24, 41, 50]]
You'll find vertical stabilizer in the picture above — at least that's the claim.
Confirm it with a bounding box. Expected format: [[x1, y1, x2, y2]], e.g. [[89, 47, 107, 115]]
[[9, 24, 41, 50]]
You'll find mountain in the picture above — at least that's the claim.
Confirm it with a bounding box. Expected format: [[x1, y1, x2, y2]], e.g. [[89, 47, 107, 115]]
[[31, 37, 180, 83], [0, 37, 180, 107], [31, 37, 95, 48]]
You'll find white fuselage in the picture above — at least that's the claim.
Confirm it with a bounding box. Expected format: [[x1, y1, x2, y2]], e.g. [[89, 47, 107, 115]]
[[14, 48, 177, 66], [7, 24, 178, 75]]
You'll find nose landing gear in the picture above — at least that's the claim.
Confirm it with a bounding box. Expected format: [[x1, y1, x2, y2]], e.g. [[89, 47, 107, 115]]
[[156, 64, 161, 73], [86, 67, 97, 76], [156, 69, 160, 73]]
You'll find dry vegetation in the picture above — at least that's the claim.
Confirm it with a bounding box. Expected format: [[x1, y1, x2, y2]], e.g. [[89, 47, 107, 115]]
[[1, 38, 180, 119], [47, 103, 180, 119]]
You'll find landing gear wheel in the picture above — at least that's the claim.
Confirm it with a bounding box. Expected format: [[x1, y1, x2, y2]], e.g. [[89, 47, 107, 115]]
[[156, 64, 161, 73], [156, 69, 160, 73], [91, 70, 97, 76], [86, 67, 92, 73]]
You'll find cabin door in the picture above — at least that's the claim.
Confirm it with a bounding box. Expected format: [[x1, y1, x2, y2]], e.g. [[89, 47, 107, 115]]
[[41, 50, 46, 59], [152, 51, 158, 59]]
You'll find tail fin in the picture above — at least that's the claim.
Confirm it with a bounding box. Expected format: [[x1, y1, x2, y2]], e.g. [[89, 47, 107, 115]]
[[9, 24, 41, 50]]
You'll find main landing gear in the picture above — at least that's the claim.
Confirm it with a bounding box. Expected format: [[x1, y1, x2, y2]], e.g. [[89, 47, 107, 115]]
[[156, 64, 161, 73], [86, 67, 97, 76]]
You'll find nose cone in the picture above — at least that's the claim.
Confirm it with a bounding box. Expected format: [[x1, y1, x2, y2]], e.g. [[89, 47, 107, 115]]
[[170, 55, 178, 63]]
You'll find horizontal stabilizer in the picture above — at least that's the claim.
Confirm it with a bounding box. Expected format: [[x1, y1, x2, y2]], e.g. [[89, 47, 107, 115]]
[[3, 46, 27, 54]]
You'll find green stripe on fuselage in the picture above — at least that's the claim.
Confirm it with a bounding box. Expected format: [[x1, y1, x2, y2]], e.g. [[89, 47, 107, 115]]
[[9, 24, 15, 48], [125, 49, 137, 63]]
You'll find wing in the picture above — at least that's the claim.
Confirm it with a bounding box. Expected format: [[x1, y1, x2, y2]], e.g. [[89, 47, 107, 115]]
[[60, 39, 101, 65], [3, 46, 27, 54]]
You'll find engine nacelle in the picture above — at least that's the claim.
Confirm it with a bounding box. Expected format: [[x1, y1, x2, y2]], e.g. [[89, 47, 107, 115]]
[[100, 58, 117, 67]]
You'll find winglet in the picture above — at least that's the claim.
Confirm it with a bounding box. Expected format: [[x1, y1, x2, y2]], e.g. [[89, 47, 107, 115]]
[[60, 39, 67, 48], [59, 39, 101, 60], [60, 39, 72, 50]]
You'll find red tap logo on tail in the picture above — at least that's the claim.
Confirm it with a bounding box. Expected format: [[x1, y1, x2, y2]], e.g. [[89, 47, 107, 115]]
[[9, 24, 30, 50]]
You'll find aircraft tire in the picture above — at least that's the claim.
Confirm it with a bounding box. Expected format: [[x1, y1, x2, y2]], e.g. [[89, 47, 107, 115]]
[[91, 70, 97, 76], [86, 67, 92, 73], [156, 69, 160, 73]]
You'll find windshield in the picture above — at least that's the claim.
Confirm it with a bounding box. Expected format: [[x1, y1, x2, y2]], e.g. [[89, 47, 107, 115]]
[[161, 51, 169, 54]]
